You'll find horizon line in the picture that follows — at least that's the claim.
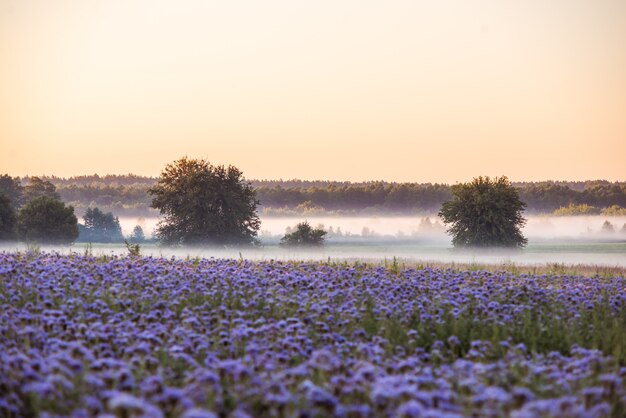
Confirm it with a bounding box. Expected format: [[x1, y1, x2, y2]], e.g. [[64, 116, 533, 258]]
[[8, 173, 626, 185]]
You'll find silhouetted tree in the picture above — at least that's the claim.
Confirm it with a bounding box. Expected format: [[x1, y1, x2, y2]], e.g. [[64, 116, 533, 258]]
[[80, 207, 124, 242], [149, 157, 260, 245], [0, 193, 17, 240], [17, 196, 79, 244], [439, 176, 527, 248], [280, 221, 327, 247], [601, 220, 615, 233], [129, 225, 145, 243], [23, 177, 60, 202], [0, 174, 23, 208]]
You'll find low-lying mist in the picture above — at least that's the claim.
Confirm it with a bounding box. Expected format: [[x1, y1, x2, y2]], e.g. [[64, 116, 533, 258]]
[[2, 240, 625, 268], [119, 214, 626, 242], [3, 215, 624, 268]]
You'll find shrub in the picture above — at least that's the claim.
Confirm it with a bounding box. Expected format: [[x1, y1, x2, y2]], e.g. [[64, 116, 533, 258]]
[[280, 221, 327, 247]]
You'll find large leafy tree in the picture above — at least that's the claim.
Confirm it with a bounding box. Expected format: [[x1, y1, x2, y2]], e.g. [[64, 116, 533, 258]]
[[17, 196, 79, 244], [280, 221, 327, 247], [149, 157, 261, 245], [0, 193, 17, 240], [438, 176, 527, 248]]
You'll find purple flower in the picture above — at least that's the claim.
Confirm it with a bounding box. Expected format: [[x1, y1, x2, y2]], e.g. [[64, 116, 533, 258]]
[[180, 408, 218, 418], [396, 400, 425, 417]]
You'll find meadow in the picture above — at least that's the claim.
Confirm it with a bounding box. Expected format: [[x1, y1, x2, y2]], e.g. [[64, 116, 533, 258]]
[[1, 252, 626, 417]]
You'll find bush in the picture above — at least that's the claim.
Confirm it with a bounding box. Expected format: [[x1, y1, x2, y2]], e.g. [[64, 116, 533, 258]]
[[280, 221, 327, 247]]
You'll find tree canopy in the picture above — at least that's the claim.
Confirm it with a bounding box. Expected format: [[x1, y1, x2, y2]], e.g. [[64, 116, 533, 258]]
[[439, 176, 527, 248], [280, 221, 327, 247], [149, 157, 260, 245], [79, 207, 124, 243], [0, 175, 23, 209], [19, 174, 626, 216], [0, 193, 17, 240], [23, 177, 61, 203], [129, 225, 146, 243], [17, 196, 79, 244]]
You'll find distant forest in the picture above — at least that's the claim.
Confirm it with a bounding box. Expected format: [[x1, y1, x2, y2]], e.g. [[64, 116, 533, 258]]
[[25, 175, 626, 217]]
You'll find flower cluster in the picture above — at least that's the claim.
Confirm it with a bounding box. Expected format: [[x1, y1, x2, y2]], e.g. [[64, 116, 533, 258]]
[[1, 253, 625, 417]]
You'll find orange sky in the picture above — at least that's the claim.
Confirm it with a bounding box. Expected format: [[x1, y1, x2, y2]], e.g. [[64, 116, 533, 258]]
[[1, 0, 625, 182]]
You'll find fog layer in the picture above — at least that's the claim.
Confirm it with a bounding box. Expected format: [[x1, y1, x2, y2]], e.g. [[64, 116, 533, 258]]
[[118, 215, 626, 242], [2, 215, 623, 268]]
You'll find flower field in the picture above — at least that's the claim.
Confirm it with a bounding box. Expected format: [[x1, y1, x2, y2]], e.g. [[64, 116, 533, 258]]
[[1, 253, 626, 417]]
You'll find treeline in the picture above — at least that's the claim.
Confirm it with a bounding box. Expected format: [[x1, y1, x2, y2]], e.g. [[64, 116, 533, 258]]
[[18, 175, 626, 216], [27, 174, 157, 216], [0, 175, 150, 244], [257, 183, 452, 214], [58, 184, 154, 216]]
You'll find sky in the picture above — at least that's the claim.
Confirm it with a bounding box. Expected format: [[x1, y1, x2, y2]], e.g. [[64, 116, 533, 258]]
[[1, 0, 625, 183]]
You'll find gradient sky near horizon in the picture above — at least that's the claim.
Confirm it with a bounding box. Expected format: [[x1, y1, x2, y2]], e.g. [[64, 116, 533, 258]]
[[1, 0, 625, 182]]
